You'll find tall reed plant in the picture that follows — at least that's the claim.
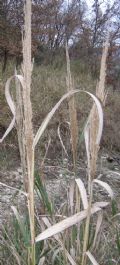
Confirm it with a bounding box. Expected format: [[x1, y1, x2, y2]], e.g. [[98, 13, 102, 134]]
[[0, 1, 114, 264]]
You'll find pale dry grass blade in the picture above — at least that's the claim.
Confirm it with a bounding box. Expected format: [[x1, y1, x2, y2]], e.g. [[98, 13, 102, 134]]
[[66, 43, 78, 167], [92, 211, 103, 249], [108, 171, 120, 177], [0, 74, 25, 143], [33, 90, 103, 149], [33, 90, 79, 148], [96, 34, 109, 104], [111, 213, 120, 219], [15, 70, 27, 190], [94, 202, 109, 208], [11, 206, 25, 236], [35, 204, 106, 243], [57, 122, 69, 156], [87, 35, 109, 179], [41, 137, 51, 168], [93, 179, 114, 199], [86, 251, 99, 265], [10, 246, 22, 265], [0, 182, 27, 196], [84, 90, 103, 189], [0, 76, 16, 143], [2, 226, 23, 265], [42, 217, 77, 265], [38, 257, 45, 265], [69, 180, 75, 215], [75, 178, 88, 210], [84, 93, 103, 145], [52, 248, 62, 264]]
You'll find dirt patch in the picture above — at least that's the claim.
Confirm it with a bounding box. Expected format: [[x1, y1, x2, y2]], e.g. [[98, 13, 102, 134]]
[[0, 156, 120, 227]]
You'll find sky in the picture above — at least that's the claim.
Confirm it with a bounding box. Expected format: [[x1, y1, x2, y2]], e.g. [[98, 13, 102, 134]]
[[86, 0, 114, 10], [66, 0, 114, 10]]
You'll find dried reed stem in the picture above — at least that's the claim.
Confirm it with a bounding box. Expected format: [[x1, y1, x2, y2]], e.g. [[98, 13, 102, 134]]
[[15, 69, 27, 190], [22, 0, 35, 263], [66, 43, 78, 169], [82, 35, 109, 265], [89, 35, 109, 180]]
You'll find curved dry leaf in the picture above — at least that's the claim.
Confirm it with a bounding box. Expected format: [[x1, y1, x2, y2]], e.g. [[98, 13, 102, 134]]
[[0, 76, 16, 143], [86, 251, 99, 265], [93, 179, 114, 199], [33, 90, 103, 149], [0, 116, 15, 143], [0, 74, 24, 143], [42, 217, 77, 265], [75, 178, 88, 210], [111, 213, 120, 220], [35, 204, 103, 243], [84, 92, 103, 145], [5, 77, 16, 115]]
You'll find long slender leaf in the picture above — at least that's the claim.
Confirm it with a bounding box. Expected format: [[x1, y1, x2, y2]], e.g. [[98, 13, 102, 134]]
[[35, 203, 107, 243]]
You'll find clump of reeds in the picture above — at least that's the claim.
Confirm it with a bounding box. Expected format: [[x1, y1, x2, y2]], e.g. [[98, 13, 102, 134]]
[[0, 1, 114, 264]]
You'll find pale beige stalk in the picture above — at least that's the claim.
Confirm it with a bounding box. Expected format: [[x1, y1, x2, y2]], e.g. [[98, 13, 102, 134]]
[[66, 43, 78, 169], [82, 35, 109, 265], [22, 0, 35, 263], [15, 69, 27, 190], [89, 35, 109, 179]]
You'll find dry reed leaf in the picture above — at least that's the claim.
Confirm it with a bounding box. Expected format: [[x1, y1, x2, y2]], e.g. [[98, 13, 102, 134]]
[[84, 91, 103, 186], [0, 76, 16, 143], [111, 213, 120, 219], [92, 211, 103, 249], [2, 227, 22, 265], [69, 180, 75, 215], [35, 203, 106, 243], [66, 43, 78, 167], [33, 90, 103, 149], [10, 246, 22, 265], [57, 122, 69, 156], [93, 201, 109, 208], [0, 74, 24, 143], [41, 218, 75, 264], [108, 171, 120, 177], [11, 206, 25, 236], [86, 251, 99, 265], [52, 248, 62, 264], [75, 178, 88, 210], [87, 35, 109, 179], [33, 90, 78, 148], [38, 257, 45, 265], [15, 70, 27, 189], [0, 182, 27, 196], [96, 34, 109, 104], [42, 217, 77, 265], [93, 179, 114, 199]]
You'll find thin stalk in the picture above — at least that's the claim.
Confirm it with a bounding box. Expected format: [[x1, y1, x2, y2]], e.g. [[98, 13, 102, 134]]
[[22, 0, 35, 264], [66, 43, 78, 170], [81, 183, 93, 265]]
